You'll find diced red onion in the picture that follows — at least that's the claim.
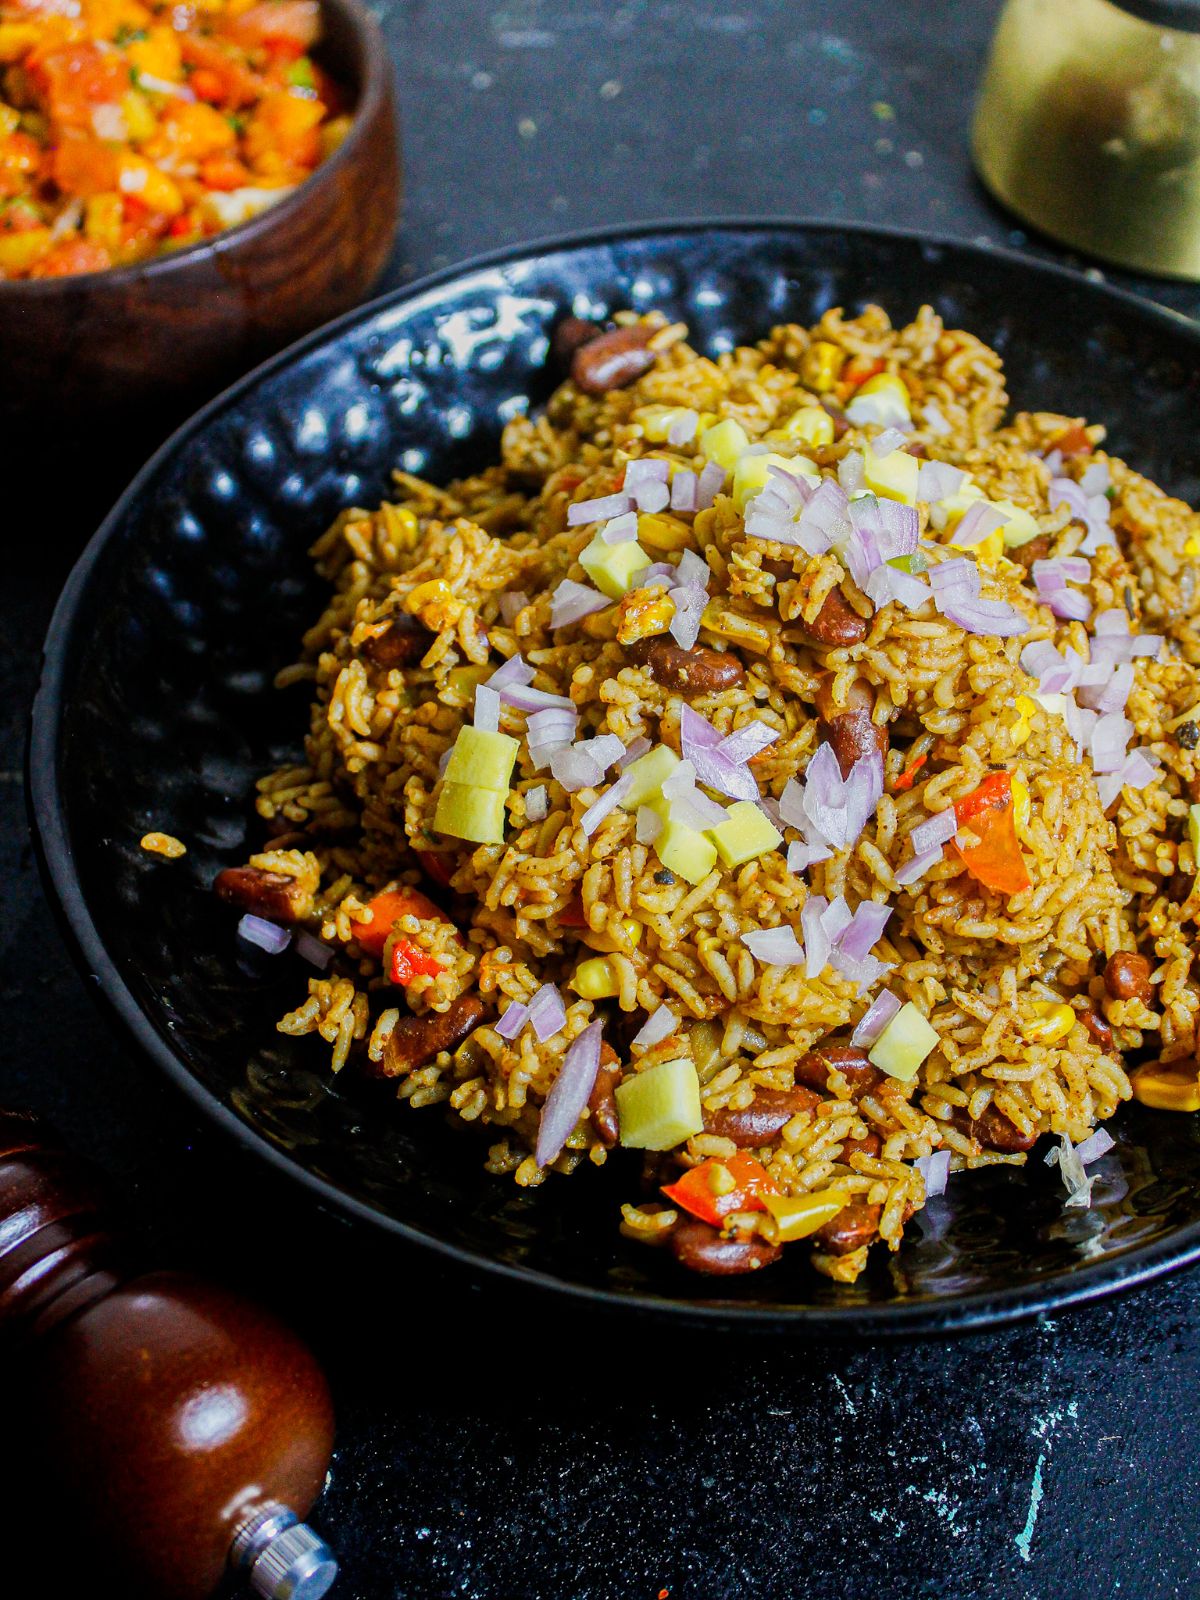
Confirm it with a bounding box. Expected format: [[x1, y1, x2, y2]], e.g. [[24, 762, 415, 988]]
[[526, 785, 549, 822], [953, 500, 1010, 547], [614, 736, 651, 771], [671, 470, 698, 512], [600, 511, 639, 545], [895, 843, 944, 886], [668, 584, 707, 650], [437, 747, 453, 778], [528, 983, 567, 1043], [1042, 447, 1063, 475], [1075, 1127, 1115, 1165], [717, 719, 778, 764], [851, 989, 902, 1047], [502, 682, 576, 713], [624, 458, 670, 488], [474, 684, 500, 733], [498, 591, 529, 626], [799, 478, 852, 556], [636, 561, 676, 587], [920, 403, 951, 437], [786, 837, 831, 872], [916, 460, 967, 503], [636, 805, 663, 844], [838, 900, 892, 961], [632, 1004, 677, 1049], [801, 893, 832, 979], [527, 707, 578, 742], [828, 947, 891, 991], [821, 895, 854, 947], [1032, 557, 1091, 622], [675, 549, 711, 590], [1045, 1132, 1094, 1209], [536, 1020, 604, 1168], [495, 1001, 530, 1040], [929, 556, 1028, 637], [634, 480, 671, 514], [550, 745, 606, 792], [742, 925, 806, 967], [238, 914, 291, 954], [838, 451, 866, 495], [871, 428, 908, 459], [567, 492, 635, 526], [680, 706, 761, 803], [1090, 713, 1133, 774], [487, 654, 536, 689], [667, 410, 699, 446], [580, 733, 625, 771], [696, 461, 726, 509], [580, 772, 634, 837], [1049, 477, 1091, 524], [1078, 662, 1133, 715], [915, 1149, 951, 1198], [865, 563, 929, 612], [1080, 461, 1111, 497], [294, 929, 333, 971]]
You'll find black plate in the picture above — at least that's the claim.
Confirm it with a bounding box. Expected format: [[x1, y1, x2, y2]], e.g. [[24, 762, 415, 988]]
[[29, 220, 1200, 1335]]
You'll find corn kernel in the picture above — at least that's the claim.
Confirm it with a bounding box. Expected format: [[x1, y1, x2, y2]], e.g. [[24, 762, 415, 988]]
[[405, 578, 462, 629], [382, 504, 420, 549], [619, 918, 643, 947], [616, 586, 676, 647], [1130, 1063, 1200, 1112], [635, 405, 697, 444], [636, 512, 691, 552], [707, 1163, 737, 1197], [801, 341, 845, 393], [769, 405, 835, 448], [572, 957, 620, 999], [1010, 695, 1038, 750], [1024, 1001, 1075, 1045], [1011, 773, 1032, 840], [1186, 534, 1200, 558]]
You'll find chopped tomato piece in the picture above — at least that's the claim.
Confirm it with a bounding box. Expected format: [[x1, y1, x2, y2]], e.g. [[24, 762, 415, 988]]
[[350, 885, 446, 958], [662, 1153, 780, 1228], [1050, 423, 1092, 458], [840, 355, 885, 393], [951, 772, 1031, 897], [893, 751, 928, 792], [388, 940, 443, 986]]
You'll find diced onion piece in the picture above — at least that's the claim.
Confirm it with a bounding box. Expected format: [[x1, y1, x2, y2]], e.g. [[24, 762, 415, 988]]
[[528, 983, 568, 1043], [498, 591, 529, 626], [680, 705, 762, 803], [601, 511, 640, 545], [671, 470, 698, 512], [895, 843, 944, 886], [535, 1020, 604, 1168], [911, 808, 958, 855], [636, 805, 664, 844], [632, 1004, 678, 1050], [742, 925, 806, 967], [567, 492, 635, 526], [851, 989, 902, 1047], [495, 1002, 530, 1040], [525, 785, 549, 822], [550, 578, 610, 628], [294, 929, 333, 971], [1075, 1127, 1115, 1165], [238, 914, 291, 954], [580, 772, 634, 836], [474, 683, 500, 733], [696, 461, 726, 509], [624, 458, 669, 487], [614, 736, 652, 770], [915, 1149, 951, 1198]]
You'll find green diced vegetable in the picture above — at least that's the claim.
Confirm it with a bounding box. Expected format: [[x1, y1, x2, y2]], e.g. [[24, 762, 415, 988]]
[[888, 550, 928, 575], [616, 1057, 704, 1150], [707, 800, 782, 868], [434, 782, 507, 844], [868, 1001, 939, 1082], [443, 726, 519, 792]]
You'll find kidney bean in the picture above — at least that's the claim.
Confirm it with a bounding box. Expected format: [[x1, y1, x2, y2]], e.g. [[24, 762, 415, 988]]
[[812, 1202, 881, 1256], [953, 1104, 1036, 1154], [669, 1219, 782, 1275], [361, 613, 433, 669], [1008, 534, 1050, 573], [379, 996, 485, 1075], [793, 1043, 883, 1099], [1104, 951, 1153, 1004], [839, 1131, 882, 1161], [703, 1086, 820, 1147], [571, 325, 657, 394], [214, 866, 307, 923], [814, 673, 889, 779], [803, 587, 869, 647], [551, 315, 605, 366], [588, 1043, 622, 1147], [1080, 1010, 1113, 1049], [625, 637, 745, 693]]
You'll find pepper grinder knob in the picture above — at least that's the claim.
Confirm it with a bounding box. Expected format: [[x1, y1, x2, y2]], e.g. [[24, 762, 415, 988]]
[[0, 1109, 338, 1599]]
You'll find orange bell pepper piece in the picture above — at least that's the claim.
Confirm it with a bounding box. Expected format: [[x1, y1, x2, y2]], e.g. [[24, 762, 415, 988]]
[[951, 772, 1031, 897], [350, 886, 447, 958], [662, 1153, 780, 1228]]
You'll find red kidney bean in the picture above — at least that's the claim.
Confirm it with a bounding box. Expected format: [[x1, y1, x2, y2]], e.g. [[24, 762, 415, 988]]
[[793, 1043, 884, 1099], [812, 1202, 881, 1256], [1080, 1010, 1113, 1049], [1008, 534, 1050, 573], [669, 1219, 782, 1275], [361, 614, 433, 669], [702, 1086, 820, 1147], [571, 326, 657, 394], [379, 996, 485, 1074], [1103, 952, 1153, 1004], [588, 1045, 622, 1147], [804, 587, 869, 647], [551, 315, 606, 366], [625, 637, 745, 692], [214, 866, 307, 923], [953, 1104, 1036, 1154], [839, 1132, 882, 1162], [814, 674, 889, 779]]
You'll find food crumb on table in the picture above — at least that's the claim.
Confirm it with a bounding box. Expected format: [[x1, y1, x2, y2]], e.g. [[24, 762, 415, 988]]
[[140, 831, 187, 859]]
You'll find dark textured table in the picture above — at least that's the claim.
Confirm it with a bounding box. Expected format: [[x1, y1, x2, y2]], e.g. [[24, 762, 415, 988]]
[[9, 2, 1200, 1596]]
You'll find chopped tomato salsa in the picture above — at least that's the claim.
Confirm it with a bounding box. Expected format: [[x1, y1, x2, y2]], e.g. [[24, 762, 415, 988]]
[[0, 0, 350, 279]]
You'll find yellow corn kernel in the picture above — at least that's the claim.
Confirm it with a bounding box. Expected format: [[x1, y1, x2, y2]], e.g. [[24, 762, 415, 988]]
[[571, 957, 620, 1000], [0, 23, 39, 61], [615, 586, 676, 647], [0, 228, 52, 275], [769, 405, 835, 448], [1024, 1001, 1075, 1045], [1185, 533, 1200, 558], [619, 917, 642, 948], [1010, 695, 1038, 750], [801, 341, 845, 393], [636, 512, 691, 552], [634, 405, 705, 444], [382, 504, 420, 549], [1011, 773, 1032, 842], [405, 578, 462, 630], [1129, 1063, 1200, 1112], [707, 1162, 737, 1197], [763, 1187, 849, 1242]]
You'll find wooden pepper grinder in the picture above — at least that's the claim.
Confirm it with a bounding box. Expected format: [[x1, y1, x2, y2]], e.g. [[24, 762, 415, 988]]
[[0, 1107, 338, 1599]]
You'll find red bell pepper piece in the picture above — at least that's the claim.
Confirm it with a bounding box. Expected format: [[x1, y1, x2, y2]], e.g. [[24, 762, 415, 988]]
[[662, 1153, 780, 1228], [951, 772, 1031, 897], [389, 940, 444, 986], [893, 752, 928, 792]]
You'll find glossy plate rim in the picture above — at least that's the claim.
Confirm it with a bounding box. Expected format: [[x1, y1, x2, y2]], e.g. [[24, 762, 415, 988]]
[[29, 215, 1200, 1337]]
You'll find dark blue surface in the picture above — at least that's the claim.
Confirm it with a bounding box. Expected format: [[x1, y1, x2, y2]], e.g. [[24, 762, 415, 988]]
[[9, 1, 1200, 1595]]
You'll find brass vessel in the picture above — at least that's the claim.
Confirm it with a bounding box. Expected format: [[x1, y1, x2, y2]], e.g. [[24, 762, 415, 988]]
[[973, 0, 1200, 278]]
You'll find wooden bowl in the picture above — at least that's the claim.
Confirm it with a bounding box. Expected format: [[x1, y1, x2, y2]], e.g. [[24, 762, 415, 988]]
[[1, 0, 399, 460]]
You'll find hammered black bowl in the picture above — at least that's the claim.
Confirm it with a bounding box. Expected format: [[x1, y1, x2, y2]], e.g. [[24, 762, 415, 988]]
[[29, 221, 1200, 1335]]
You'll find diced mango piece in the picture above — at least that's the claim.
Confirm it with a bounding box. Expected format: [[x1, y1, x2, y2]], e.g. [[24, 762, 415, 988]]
[[707, 800, 782, 868], [616, 1058, 704, 1150], [655, 816, 718, 885], [769, 405, 835, 448], [1129, 1063, 1200, 1112], [572, 957, 620, 999], [863, 446, 919, 506], [579, 533, 650, 599], [732, 451, 820, 511], [763, 1187, 849, 1242], [868, 1002, 939, 1082], [434, 782, 507, 844], [443, 726, 519, 792], [700, 418, 750, 476], [621, 745, 680, 809], [845, 373, 911, 428]]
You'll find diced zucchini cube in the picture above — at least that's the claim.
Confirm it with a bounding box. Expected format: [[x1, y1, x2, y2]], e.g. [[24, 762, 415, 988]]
[[443, 726, 519, 792], [434, 781, 508, 844]]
